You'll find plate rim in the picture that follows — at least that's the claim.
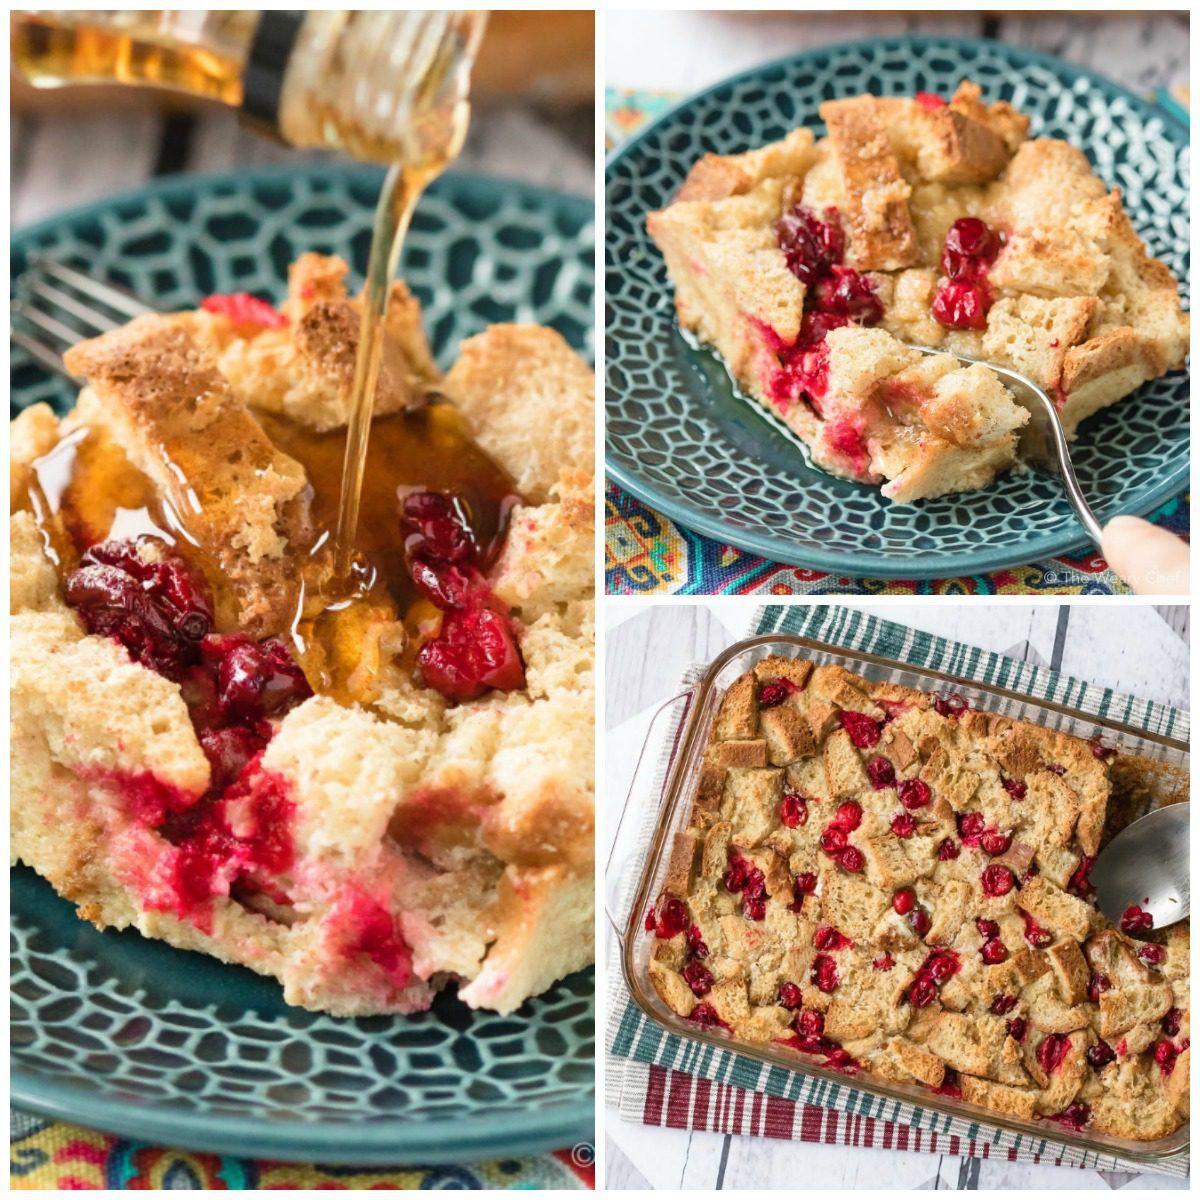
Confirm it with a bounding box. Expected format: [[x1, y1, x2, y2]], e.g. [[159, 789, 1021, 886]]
[[10, 163, 595, 1164], [604, 33, 1189, 580]]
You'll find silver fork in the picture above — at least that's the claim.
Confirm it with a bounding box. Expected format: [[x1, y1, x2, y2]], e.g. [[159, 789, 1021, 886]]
[[904, 342, 1105, 547], [12, 255, 151, 381]]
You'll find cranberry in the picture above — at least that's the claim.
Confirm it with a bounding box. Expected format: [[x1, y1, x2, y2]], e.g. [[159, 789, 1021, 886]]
[[897, 779, 931, 810], [201, 634, 312, 723], [932, 693, 968, 718], [644, 908, 656, 933], [812, 265, 883, 324], [1090, 740, 1117, 760], [957, 812, 985, 845], [780, 792, 809, 827], [1002, 778, 1027, 801], [1007, 1017, 1028, 1042], [796, 1009, 825, 1038], [200, 291, 288, 328], [940, 218, 1001, 281], [758, 678, 796, 708], [908, 977, 938, 1008], [975, 918, 1000, 938], [1153, 1039, 1178, 1075], [980, 828, 1012, 857], [1086, 1040, 1116, 1070], [789, 872, 817, 912], [831, 801, 862, 831], [417, 607, 525, 703], [937, 838, 960, 861], [908, 906, 932, 937], [64, 537, 214, 677], [990, 994, 1017, 1015], [688, 1002, 729, 1031], [400, 491, 477, 563], [890, 812, 917, 838], [724, 851, 750, 892], [814, 926, 851, 952], [1119, 903, 1154, 935], [866, 756, 896, 789], [654, 897, 689, 939], [838, 846, 864, 873], [892, 887, 917, 916], [687, 924, 709, 959], [1051, 1102, 1091, 1130], [1036, 1033, 1071, 1074], [1162, 1008, 1182, 1037], [682, 961, 713, 996], [980, 865, 1015, 897], [925, 952, 958, 984], [873, 954, 894, 971], [1020, 910, 1053, 949], [1047, 764, 1066, 776], [1138, 943, 1166, 966], [932, 279, 991, 331], [408, 557, 481, 611], [779, 981, 803, 1010], [811, 954, 839, 993], [1087, 973, 1111, 1004], [980, 938, 1008, 965], [776, 204, 845, 285], [915, 91, 946, 111], [839, 710, 882, 748], [819, 827, 848, 855], [1068, 854, 1095, 899]]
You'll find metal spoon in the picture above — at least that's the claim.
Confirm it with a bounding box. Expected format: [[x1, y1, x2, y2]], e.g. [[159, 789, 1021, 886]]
[[905, 344, 1104, 547], [1090, 802, 1189, 931]]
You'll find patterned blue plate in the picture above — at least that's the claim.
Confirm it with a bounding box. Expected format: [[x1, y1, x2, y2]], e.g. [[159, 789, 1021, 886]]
[[10, 165, 594, 1165], [605, 37, 1190, 579]]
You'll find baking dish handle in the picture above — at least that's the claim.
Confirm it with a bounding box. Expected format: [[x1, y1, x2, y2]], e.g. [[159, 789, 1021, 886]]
[[604, 687, 695, 937]]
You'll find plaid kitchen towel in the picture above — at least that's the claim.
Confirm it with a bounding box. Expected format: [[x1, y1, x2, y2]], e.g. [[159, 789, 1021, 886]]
[[605, 604, 1189, 1177], [603, 86, 1191, 597]]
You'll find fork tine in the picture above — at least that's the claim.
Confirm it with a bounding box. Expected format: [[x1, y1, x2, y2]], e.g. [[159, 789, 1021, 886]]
[[24, 278, 124, 339], [12, 300, 84, 350], [11, 329, 80, 381], [28, 255, 152, 320]]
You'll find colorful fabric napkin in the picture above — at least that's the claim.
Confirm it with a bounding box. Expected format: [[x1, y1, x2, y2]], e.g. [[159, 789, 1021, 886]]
[[605, 603, 1189, 1177], [603, 86, 1191, 597], [10, 1111, 594, 1190]]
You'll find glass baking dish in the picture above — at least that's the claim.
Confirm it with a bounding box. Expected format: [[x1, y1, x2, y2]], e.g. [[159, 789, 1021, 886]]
[[609, 632, 1190, 1166]]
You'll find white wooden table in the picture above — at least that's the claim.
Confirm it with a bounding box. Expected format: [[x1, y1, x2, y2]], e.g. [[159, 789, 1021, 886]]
[[605, 602, 1189, 1190]]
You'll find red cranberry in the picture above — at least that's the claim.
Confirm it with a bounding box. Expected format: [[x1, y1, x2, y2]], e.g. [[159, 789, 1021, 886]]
[[1046, 764, 1066, 776], [1162, 1008, 1182, 1037], [743, 894, 767, 922], [866, 756, 896, 789], [1002, 777, 1027, 800], [789, 872, 817, 912], [811, 954, 839, 993], [400, 491, 476, 563], [1088, 973, 1111, 1004], [980, 938, 1008, 965], [915, 91, 946, 111], [64, 537, 214, 677], [654, 897, 688, 939], [1020, 910, 1053, 949], [1153, 1039, 1178, 1075], [839, 711, 882, 749], [932, 279, 992, 331], [838, 846, 864, 873], [925, 952, 959, 983], [1138, 943, 1166, 966], [796, 1009, 825, 1038], [932, 693, 968, 718], [812, 265, 883, 324], [1067, 854, 1095, 899], [1007, 1016, 1028, 1042], [1052, 1101, 1091, 1130], [776, 204, 845, 285], [980, 828, 1012, 856], [890, 812, 917, 838], [892, 887, 917, 916], [724, 851, 750, 892], [897, 779, 931, 810], [1090, 740, 1117, 760], [1119, 903, 1154, 935], [687, 924, 709, 959], [957, 812, 985, 845], [201, 634, 312, 723], [682, 961, 713, 996], [990, 994, 1017, 1015], [908, 906, 932, 937], [975, 918, 1000, 938], [1036, 1033, 1071, 1074], [981, 865, 1015, 897], [1086, 1040, 1116, 1069], [873, 954, 894, 971], [201, 291, 287, 328], [644, 908, 656, 933], [778, 981, 803, 1010], [819, 827, 848, 855], [831, 801, 862, 831], [908, 976, 938, 1008], [940, 218, 1001, 281], [937, 838, 960, 861], [780, 792, 809, 827], [814, 926, 851, 952], [417, 607, 525, 703], [758, 678, 796, 708], [688, 1002, 729, 1031]]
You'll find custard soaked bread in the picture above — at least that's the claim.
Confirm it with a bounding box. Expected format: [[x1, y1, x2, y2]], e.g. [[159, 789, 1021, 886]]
[[11, 255, 594, 1017], [646, 654, 1188, 1140], [648, 82, 1189, 502]]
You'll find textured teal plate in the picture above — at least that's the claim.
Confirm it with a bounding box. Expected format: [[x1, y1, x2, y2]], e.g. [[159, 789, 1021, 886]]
[[605, 37, 1190, 579], [10, 165, 594, 1165]]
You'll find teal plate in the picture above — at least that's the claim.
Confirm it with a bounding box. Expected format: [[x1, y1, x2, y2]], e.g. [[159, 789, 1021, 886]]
[[10, 165, 595, 1165], [605, 37, 1190, 579]]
